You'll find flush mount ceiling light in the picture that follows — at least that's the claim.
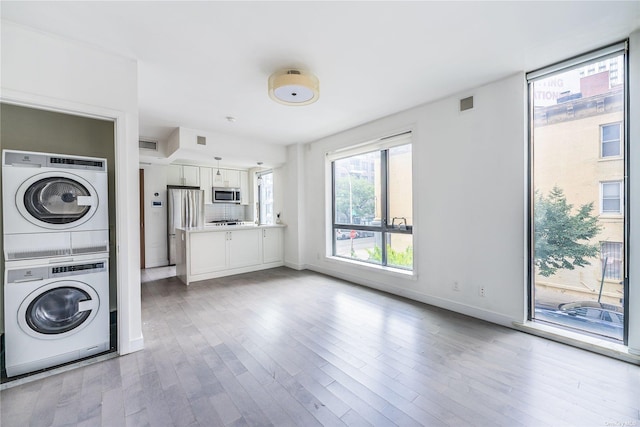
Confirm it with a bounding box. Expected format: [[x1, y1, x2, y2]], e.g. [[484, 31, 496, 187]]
[[268, 69, 319, 106]]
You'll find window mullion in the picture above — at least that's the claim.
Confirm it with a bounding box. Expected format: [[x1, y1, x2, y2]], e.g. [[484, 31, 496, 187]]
[[331, 161, 337, 256], [381, 149, 389, 266]]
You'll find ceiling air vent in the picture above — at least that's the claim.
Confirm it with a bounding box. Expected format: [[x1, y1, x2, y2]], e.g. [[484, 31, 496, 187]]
[[139, 139, 158, 151], [460, 96, 474, 112], [197, 136, 207, 146]]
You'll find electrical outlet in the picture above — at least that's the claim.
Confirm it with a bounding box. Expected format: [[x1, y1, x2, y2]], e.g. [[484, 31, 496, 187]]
[[453, 281, 460, 291], [479, 286, 486, 297]]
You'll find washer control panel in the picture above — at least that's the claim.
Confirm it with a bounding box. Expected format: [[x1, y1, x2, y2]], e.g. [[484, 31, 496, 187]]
[[7, 261, 107, 283]]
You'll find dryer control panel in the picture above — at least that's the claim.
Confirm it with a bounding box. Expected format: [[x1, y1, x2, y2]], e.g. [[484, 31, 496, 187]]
[[4, 151, 106, 172]]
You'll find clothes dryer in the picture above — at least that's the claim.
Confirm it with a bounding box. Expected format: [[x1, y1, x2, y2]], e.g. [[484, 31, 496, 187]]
[[2, 150, 109, 261], [4, 255, 110, 377]]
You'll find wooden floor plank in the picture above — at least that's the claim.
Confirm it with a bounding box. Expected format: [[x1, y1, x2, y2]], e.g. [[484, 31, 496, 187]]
[[2, 266, 639, 427], [326, 379, 396, 426]]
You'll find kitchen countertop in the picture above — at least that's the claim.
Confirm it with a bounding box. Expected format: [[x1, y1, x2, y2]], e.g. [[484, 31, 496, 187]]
[[177, 223, 286, 233]]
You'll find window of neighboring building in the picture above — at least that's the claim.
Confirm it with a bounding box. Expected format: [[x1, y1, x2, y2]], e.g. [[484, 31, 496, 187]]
[[601, 181, 623, 214], [258, 171, 273, 224], [601, 241, 623, 280], [601, 123, 621, 157], [330, 133, 413, 271]]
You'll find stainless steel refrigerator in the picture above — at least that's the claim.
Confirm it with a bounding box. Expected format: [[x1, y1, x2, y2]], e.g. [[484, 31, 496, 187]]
[[167, 186, 204, 265]]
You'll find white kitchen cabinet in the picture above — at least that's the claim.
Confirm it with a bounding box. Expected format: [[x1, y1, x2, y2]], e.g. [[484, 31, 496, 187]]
[[224, 169, 241, 188], [212, 168, 241, 188], [185, 228, 262, 276], [168, 164, 200, 187], [228, 229, 262, 268], [212, 168, 224, 186], [199, 167, 213, 204], [262, 227, 283, 264], [239, 171, 249, 205], [167, 165, 183, 185], [189, 231, 227, 274], [176, 226, 285, 285], [183, 165, 200, 186]]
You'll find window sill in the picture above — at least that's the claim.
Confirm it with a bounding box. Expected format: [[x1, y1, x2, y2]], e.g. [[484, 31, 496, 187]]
[[599, 213, 624, 219], [598, 156, 623, 162], [326, 255, 416, 280], [513, 320, 639, 365]]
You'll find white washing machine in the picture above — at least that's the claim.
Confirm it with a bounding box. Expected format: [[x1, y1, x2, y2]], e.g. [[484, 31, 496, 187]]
[[2, 150, 109, 261], [4, 255, 110, 377]]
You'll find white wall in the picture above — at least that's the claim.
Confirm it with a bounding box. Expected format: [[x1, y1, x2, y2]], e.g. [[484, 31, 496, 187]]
[[1, 21, 144, 354], [298, 43, 640, 354], [301, 73, 527, 327], [275, 166, 286, 218], [282, 144, 307, 270]]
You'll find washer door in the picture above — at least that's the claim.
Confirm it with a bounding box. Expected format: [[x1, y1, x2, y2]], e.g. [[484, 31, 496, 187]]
[[16, 172, 99, 230], [18, 281, 100, 339]]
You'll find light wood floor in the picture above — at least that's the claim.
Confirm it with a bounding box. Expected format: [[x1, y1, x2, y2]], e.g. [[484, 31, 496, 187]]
[[2, 267, 639, 426]]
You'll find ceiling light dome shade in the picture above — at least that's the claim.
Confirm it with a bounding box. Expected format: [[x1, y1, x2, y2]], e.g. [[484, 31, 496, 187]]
[[269, 69, 319, 106]]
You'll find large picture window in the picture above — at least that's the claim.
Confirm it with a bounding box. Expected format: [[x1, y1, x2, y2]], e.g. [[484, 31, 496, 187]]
[[330, 133, 413, 271], [528, 43, 627, 342]]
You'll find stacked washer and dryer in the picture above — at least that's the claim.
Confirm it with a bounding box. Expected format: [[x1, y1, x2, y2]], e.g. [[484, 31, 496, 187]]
[[2, 150, 111, 377]]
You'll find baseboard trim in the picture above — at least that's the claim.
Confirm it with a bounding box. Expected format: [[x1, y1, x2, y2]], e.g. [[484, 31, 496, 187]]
[[307, 264, 514, 328], [121, 335, 145, 355], [283, 261, 305, 271]]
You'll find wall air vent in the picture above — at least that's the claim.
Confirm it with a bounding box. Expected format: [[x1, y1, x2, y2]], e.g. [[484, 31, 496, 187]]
[[197, 136, 207, 146], [139, 139, 158, 151], [460, 96, 474, 112]]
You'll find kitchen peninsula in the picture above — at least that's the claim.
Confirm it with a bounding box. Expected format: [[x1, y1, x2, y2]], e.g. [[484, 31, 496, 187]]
[[175, 224, 285, 285]]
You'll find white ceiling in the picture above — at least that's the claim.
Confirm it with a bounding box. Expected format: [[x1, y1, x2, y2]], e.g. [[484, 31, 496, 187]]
[[2, 1, 639, 147]]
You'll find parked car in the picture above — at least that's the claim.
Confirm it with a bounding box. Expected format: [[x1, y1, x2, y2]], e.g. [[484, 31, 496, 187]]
[[336, 230, 350, 240], [535, 301, 624, 340], [336, 229, 373, 239]]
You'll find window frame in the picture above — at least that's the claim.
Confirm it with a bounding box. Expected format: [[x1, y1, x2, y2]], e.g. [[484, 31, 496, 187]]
[[600, 180, 623, 215], [257, 170, 274, 225], [329, 132, 413, 271], [600, 122, 622, 158], [526, 41, 629, 344]]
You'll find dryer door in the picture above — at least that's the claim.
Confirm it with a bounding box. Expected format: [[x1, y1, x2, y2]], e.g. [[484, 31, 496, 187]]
[[16, 172, 99, 230], [18, 281, 100, 339]]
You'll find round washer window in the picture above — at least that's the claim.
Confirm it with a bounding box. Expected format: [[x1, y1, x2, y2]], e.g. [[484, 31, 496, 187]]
[[23, 177, 91, 224], [26, 287, 92, 334]]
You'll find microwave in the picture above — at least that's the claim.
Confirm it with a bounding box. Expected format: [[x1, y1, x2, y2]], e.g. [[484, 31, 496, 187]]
[[213, 187, 241, 204]]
